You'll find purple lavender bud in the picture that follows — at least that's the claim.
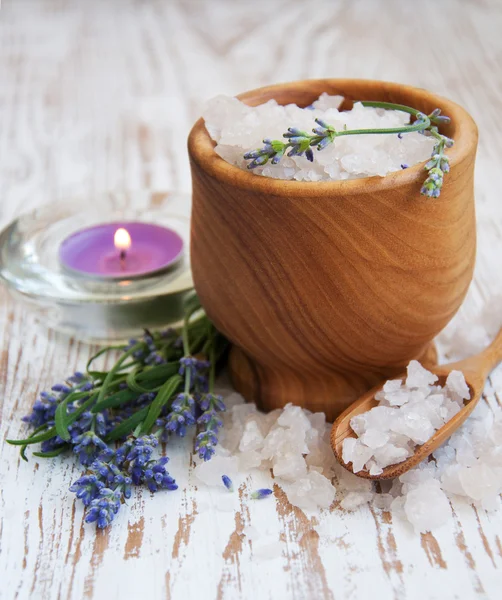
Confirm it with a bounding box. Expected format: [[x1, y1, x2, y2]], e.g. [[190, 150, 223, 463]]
[[314, 118, 330, 129], [400, 163, 409, 169], [305, 148, 314, 162], [248, 155, 269, 168], [317, 137, 331, 151], [222, 475, 234, 492], [52, 384, 71, 394], [243, 149, 263, 159], [251, 488, 273, 500], [397, 132, 403, 139], [286, 127, 307, 136]]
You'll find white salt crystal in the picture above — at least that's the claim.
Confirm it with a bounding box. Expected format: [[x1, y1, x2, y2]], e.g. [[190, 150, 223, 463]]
[[253, 540, 283, 560], [372, 444, 410, 468], [239, 420, 265, 453], [277, 403, 312, 432], [458, 463, 500, 501], [360, 429, 389, 449], [368, 461, 384, 476], [238, 450, 263, 471], [341, 491, 373, 511], [404, 481, 451, 533], [273, 453, 308, 481], [261, 426, 309, 459], [406, 360, 438, 389], [446, 370, 471, 401], [311, 92, 344, 111], [203, 94, 435, 182], [373, 493, 394, 511], [342, 437, 357, 464], [349, 442, 375, 473], [282, 471, 336, 511], [243, 525, 261, 541], [194, 455, 239, 487], [342, 362, 472, 475], [213, 338, 501, 533]]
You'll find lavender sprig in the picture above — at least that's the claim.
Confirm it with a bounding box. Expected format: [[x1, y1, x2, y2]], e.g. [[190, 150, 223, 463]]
[[7, 295, 229, 529], [243, 101, 453, 198]]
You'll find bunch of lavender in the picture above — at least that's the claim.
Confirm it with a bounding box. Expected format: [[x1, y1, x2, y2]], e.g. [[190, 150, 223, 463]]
[[7, 295, 228, 528], [243, 101, 453, 198]]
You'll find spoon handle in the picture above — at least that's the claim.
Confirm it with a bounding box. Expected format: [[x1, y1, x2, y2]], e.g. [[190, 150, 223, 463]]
[[452, 326, 502, 383]]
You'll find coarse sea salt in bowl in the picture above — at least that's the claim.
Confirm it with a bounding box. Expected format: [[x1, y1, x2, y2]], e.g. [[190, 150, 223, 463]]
[[188, 79, 478, 421]]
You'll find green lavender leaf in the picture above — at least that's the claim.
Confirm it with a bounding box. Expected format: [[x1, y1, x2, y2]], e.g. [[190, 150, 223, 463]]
[[7, 427, 58, 446], [86, 344, 126, 377], [95, 343, 144, 408], [140, 374, 183, 434], [54, 390, 89, 441], [8, 393, 98, 447], [91, 389, 139, 413], [105, 406, 150, 441], [32, 446, 68, 458]]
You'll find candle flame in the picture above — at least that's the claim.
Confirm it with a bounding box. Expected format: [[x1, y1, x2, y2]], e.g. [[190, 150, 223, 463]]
[[114, 228, 131, 252]]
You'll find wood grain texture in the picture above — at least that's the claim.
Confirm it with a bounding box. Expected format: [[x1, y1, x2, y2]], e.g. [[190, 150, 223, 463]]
[[331, 327, 502, 479], [1, 1, 502, 599], [189, 79, 477, 420]]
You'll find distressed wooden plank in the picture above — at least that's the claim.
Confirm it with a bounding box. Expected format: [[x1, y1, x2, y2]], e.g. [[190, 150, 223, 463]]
[[1, 1, 502, 599]]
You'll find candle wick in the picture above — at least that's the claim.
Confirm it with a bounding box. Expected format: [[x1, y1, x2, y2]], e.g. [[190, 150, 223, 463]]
[[120, 250, 127, 262]]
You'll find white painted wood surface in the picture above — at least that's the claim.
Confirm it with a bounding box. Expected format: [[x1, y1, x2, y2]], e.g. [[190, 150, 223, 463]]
[[1, 1, 502, 598]]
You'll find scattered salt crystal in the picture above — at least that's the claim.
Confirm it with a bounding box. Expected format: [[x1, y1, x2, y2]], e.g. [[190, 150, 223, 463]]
[[199, 346, 500, 533], [252, 540, 283, 560], [404, 481, 451, 533], [203, 94, 435, 182], [277, 403, 312, 432], [273, 453, 308, 481], [341, 491, 374, 511], [373, 493, 394, 511], [194, 455, 239, 487], [282, 471, 336, 511], [239, 420, 265, 453]]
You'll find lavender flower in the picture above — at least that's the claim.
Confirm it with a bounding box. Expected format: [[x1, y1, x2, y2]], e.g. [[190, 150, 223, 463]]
[[179, 356, 210, 389], [195, 393, 225, 460], [22, 371, 94, 428], [242, 102, 453, 198], [22, 392, 59, 427], [163, 393, 196, 437], [40, 435, 67, 453], [222, 475, 234, 492], [126, 435, 158, 465], [12, 308, 229, 532], [251, 488, 273, 500], [73, 431, 109, 466], [85, 488, 122, 529], [142, 457, 178, 492], [69, 474, 105, 506]]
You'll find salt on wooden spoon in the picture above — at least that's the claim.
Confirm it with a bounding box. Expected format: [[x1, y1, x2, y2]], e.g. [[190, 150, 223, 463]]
[[330, 326, 502, 480]]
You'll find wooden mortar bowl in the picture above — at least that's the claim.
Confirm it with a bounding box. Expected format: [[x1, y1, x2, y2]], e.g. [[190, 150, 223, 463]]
[[188, 79, 477, 421]]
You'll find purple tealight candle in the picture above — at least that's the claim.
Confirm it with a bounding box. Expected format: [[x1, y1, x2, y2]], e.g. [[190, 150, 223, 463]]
[[59, 221, 184, 279]]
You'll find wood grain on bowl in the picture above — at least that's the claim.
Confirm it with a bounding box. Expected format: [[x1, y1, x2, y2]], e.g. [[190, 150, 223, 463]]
[[188, 80, 478, 421]]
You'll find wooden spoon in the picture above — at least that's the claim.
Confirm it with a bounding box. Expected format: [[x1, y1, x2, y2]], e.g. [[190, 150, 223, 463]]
[[330, 326, 502, 480]]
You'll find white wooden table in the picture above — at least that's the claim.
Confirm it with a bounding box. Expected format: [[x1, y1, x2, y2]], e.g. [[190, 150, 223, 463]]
[[1, 1, 502, 598]]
